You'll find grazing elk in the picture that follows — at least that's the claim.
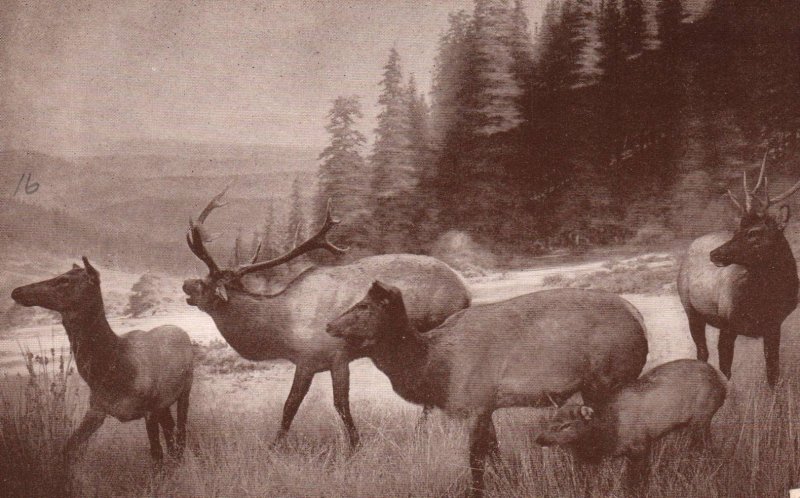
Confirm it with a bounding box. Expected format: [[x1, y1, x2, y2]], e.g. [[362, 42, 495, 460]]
[[537, 359, 726, 493], [678, 155, 800, 386], [11, 258, 193, 463], [182, 187, 470, 447], [326, 282, 648, 497]]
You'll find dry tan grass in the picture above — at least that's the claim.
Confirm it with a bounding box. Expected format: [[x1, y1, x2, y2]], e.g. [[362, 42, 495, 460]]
[[3, 345, 800, 498]]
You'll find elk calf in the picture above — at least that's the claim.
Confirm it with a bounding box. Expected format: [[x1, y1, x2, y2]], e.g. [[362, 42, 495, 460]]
[[11, 258, 194, 464], [327, 282, 648, 497], [537, 359, 726, 492]]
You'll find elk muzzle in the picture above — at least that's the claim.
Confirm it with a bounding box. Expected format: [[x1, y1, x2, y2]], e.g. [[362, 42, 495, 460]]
[[709, 243, 735, 267], [10, 286, 34, 306], [182, 279, 203, 306]]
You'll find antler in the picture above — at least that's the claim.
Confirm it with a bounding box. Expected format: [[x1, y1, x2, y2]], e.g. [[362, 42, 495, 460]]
[[186, 184, 231, 275], [767, 177, 800, 206], [728, 152, 800, 213], [233, 199, 348, 278]]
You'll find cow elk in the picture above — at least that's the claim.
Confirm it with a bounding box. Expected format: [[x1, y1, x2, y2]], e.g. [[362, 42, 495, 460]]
[[182, 187, 470, 447], [326, 282, 648, 497], [678, 154, 800, 386], [537, 359, 726, 493], [11, 258, 194, 463]]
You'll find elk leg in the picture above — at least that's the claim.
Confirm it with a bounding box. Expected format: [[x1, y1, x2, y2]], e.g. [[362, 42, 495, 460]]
[[764, 331, 781, 388], [159, 408, 177, 458], [415, 405, 433, 432], [331, 359, 359, 448], [467, 410, 496, 498], [176, 387, 191, 458], [274, 366, 314, 445], [145, 412, 164, 462], [624, 453, 649, 497], [718, 330, 736, 380], [687, 311, 709, 362], [65, 407, 105, 459], [689, 422, 712, 451]]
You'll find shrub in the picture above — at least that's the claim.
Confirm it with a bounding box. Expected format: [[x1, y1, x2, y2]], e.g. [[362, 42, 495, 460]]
[[192, 340, 275, 374], [125, 273, 163, 318], [0, 348, 76, 497]]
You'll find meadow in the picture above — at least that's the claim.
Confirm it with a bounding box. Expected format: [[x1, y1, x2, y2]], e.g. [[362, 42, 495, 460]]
[[3, 254, 800, 497]]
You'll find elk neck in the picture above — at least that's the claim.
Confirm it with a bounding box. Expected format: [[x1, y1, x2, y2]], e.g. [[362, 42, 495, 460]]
[[370, 318, 448, 408], [747, 239, 798, 300], [572, 406, 617, 461], [206, 288, 296, 360], [60, 291, 122, 387]]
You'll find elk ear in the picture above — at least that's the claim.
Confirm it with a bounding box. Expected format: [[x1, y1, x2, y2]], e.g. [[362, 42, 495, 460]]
[[82, 256, 100, 283], [370, 281, 401, 302], [215, 282, 229, 302], [777, 205, 791, 231], [580, 406, 594, 421], [72, 263, 81, 270]]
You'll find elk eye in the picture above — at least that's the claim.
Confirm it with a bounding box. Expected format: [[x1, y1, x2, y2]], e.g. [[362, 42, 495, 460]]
[[557, 422, 572, 431]]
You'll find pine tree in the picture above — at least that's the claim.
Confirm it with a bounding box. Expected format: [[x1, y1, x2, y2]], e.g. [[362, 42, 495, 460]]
[[287, 174, 306, 248], [405, 75, 432, 174], [431, 10, 474, 151], [372, 47, 412, 197], [620, 0, 646, 57], [508, 0, 536, 119], [470, 0, 525, 135], [596, 0, 627, 164], [317, 95, 369, 247], [655, 0, 685, 54]]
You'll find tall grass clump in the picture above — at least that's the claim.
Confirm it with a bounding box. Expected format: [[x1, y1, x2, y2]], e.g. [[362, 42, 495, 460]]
[[0, 347, 76, 498]]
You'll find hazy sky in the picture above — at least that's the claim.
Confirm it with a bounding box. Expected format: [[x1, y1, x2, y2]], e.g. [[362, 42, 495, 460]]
[[0, 0, 548, 157]]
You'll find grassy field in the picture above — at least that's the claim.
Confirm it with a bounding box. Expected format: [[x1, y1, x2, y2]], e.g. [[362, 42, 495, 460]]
[[3, 336, 800, 497], [3, 254, 800, 497]]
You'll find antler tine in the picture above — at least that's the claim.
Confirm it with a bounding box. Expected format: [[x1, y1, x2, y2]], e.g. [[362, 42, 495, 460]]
[[233, 200, 349, 277], [769, 178, 800, 205], [186, 224, 221, 275], [726, 190, 744, 213], [186, 184, 231, 275], [249, 237, 263, 264], [197, 182, 232, 224], [743, 170, 753, 213], [751, 151, 768, 194], [763, 176, 770, 210]]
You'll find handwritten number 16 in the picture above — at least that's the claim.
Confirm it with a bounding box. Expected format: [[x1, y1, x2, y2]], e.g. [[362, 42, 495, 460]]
[[14, 173, 39, 196]]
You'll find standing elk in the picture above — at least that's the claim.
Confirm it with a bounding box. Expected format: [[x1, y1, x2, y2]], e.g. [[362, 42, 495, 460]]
[[11, 258, 194, 463], [537, 359, 726, 494], [326, 282, 648, 497], [182, 187, 470, 447], [678, 155, 800, 386]]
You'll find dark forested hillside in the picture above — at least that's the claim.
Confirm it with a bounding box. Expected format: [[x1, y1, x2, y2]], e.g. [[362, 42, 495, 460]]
[[315, 0, 800, 256]]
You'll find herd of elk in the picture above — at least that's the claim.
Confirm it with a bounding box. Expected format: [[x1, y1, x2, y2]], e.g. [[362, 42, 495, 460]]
[[10, 154, 800, 494], [327, 282, 648, 497], [182, 187, 470, 446], [11, 258, 194, 463], [678, 154, 800, 386]]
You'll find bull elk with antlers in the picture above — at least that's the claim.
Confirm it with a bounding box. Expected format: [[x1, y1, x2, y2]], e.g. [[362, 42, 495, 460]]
[[182, 186, 471, 446], [678, 154, 800, 386]]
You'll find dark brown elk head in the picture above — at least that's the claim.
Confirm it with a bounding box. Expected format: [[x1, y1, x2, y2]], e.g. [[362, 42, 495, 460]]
[[536, 404, 595, 447], [710, 155, 800, 268], [183, 186, 347, 312], [11, 257, 102, 312], [326, 281, 410, 349]]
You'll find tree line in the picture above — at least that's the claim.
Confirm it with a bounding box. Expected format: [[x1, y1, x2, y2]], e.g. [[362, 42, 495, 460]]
[[312, 0, 800, 257]]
